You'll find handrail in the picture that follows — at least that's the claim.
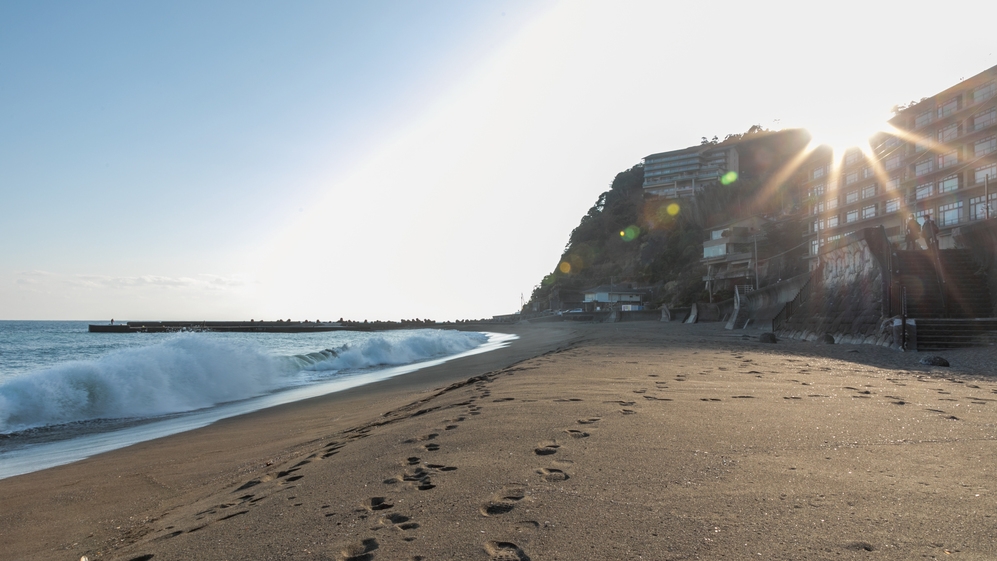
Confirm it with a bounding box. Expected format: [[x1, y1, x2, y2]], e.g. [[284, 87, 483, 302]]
[[901, 285, 908, 351], [772, 263, 824, 332]]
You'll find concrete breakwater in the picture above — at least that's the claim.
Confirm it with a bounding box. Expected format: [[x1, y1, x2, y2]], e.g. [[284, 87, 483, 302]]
[[88, 321, 351, 333]]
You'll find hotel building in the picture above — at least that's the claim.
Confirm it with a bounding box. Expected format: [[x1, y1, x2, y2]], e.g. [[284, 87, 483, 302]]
[[804, 65, 997, 265], [642, 144, 739, 199]]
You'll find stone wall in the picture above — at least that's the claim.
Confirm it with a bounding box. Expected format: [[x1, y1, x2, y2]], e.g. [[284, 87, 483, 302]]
[[779, 229, 894, 346]]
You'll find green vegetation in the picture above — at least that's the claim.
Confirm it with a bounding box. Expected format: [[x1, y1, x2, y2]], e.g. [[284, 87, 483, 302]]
[[525, 127, 810, 313]]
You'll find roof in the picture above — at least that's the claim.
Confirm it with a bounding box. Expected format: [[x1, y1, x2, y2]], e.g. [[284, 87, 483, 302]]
[[582, 285, 647, 295]]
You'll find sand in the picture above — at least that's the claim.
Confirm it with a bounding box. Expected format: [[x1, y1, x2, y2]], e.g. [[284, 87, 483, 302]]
[[3, 321, 997, 560]]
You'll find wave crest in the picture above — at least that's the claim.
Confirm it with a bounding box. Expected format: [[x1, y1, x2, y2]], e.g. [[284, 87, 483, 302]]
[[0, 330, 488, 433]]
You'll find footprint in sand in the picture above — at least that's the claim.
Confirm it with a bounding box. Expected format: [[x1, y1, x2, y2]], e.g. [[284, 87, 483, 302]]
[[403, 433, 439, 444], [423, 443, 440, 452], [536, 467, 569, 482], [339, 537, 379, 561], [534, 440, 560, 455], [480, 486, 526, 516], [380, 512, 420, 531], [621, 408, 638, 414], [484, 540, 530, 561], [365, 497, 394, 511], [576, 417, 601, 425]]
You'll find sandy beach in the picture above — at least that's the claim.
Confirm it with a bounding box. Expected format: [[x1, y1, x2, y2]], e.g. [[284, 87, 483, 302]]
[[3, 321, 997, 560]]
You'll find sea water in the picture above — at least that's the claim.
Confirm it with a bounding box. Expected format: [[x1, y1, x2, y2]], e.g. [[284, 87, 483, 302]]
[[0, 321, 514, 479]]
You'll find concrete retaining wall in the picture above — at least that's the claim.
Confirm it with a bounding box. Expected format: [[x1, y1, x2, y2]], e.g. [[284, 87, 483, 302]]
[[778, 228, 894, 346], [725, 273, 810, 331]]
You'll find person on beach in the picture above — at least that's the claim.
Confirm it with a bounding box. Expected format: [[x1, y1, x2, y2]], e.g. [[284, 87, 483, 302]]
[[921, 214, 939, 251], [905, 214, 920, 250]]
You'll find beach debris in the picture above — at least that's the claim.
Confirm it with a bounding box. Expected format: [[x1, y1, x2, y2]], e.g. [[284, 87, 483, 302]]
[[759, 332, 777, 343], [821, 334, 836, 344], [920, 356, 950, 367]]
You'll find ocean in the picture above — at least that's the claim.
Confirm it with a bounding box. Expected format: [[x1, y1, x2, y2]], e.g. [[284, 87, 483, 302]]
[[0, 321, 514, 479]]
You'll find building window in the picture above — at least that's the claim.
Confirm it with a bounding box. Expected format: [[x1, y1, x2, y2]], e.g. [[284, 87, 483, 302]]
[[812, 220, 819, 233], [915, 183, 934, 200], [975, 164, 997, 185], [887, 176, 901, 190], [845, 190, 859, 204], [937, 97, 959, 119], [937, 151, 958, 169], [974, 108, 997, 130], [885, 155, 902, 171], [862, 205, 876, 219], [938, 201, 963, 227], [915, 138, 930, 153], [862, 166, 874, 179], [974, 81, 996, 104], [862, 184, 877, 199], [703, 244, 726, 258], [885, 136, 900, 148], [845, 151, 860, 165], [975, 136, 997, 157], [970, 193, 997, 220], [938, 123, 959, 143], [915, 111, 933, 128], [812, 183, 825, 196], [711, 229, 725, 240], [828, 215, 839, 227], [915, 159, 934, 176], [886, 198, 900, 213], [845, 172, 858, 185], [812, 166, 826, 179], [938, 175, 959, 193], [815, 201, 825, 213], [827, 197, 838, 210], [846, 210, 858, 223]]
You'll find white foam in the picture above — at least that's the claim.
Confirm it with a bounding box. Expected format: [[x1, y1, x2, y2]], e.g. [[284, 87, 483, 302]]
[[0, 330, 489, 433]]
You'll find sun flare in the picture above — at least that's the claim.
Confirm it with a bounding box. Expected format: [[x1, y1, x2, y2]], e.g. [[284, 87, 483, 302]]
[[800, 106, 894, 159]]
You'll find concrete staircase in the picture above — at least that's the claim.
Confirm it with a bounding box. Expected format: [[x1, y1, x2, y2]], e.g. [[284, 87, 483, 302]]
[[895, 249, 995, 350]]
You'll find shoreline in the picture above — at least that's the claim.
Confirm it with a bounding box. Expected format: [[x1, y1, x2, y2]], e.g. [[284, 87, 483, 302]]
[[3, 322, 997, 559]]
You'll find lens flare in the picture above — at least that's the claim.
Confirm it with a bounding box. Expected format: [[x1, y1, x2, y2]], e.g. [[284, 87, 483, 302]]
[[666, 203, 680, 216], [559, 261, 571, 274], [720, 171, 738, 185], [620, 225, 640, 241]]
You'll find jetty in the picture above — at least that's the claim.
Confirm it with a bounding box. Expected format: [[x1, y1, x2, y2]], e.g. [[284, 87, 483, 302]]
[[88, 321, 352, 334]]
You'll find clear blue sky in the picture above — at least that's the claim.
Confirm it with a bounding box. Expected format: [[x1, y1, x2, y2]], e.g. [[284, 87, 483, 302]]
[[2, 1, 995, 320]]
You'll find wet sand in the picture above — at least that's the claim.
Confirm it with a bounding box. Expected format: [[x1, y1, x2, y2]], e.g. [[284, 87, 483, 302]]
[[2, 321, 997, 560]]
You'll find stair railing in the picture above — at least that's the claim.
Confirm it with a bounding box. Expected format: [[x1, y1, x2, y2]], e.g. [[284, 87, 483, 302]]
[[901, 285, 909, 351]]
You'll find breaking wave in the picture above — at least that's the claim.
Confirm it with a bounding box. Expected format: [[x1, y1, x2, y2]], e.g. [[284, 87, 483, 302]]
[[0, 330, 488, 433]]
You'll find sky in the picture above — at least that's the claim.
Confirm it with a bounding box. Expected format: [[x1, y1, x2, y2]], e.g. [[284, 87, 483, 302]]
[[2, 0, 996, 322]]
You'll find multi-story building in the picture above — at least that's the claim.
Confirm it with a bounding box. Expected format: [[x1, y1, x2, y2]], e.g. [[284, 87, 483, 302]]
[[643, 143, 739, 198], [701, 216, 770, 295], [805, 64, 997, 266]]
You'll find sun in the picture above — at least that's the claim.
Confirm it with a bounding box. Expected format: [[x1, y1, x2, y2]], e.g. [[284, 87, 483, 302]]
[[799, 105, 894, 159]]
